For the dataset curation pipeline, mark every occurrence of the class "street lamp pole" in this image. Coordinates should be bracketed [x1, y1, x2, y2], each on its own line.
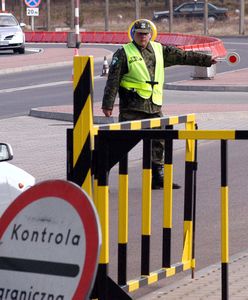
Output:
[105, 0, 109, 31]
[75, 0, 80, 54]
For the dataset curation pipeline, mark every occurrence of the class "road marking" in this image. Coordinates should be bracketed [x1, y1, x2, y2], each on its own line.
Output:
[26, 48, 43, 53]
[225, 42, 248, 46]
[0, 81, 71, 93]
[0, 76, 105, 93]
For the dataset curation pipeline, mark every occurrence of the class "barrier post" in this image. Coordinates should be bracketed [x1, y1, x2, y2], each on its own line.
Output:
[162, 126, 174, 268]
[94, 134, 110, 299]
[66, 128, 73, 181]
[221, 140, 229, 300]
[191, 124, 198, 278]
[182, 119, 196, 270]
[72, 55, 94, 197]
[118, 154, 129, 285]
[141, 139, 152, 276]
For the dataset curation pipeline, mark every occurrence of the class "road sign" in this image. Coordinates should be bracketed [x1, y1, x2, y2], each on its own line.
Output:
[217, 52, 240, 66]
[0, 180, 101, 300]
[24, 0, 41, 8]
[26, 7, 39, 16]
[226, 52, 240, 65]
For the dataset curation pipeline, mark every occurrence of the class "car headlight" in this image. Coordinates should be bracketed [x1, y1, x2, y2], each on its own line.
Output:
[15, 31, 23, 38]
[13, 31, 24, 43]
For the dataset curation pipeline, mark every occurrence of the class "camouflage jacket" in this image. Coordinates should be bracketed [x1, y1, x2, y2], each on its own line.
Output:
[102, 41, 213, 114]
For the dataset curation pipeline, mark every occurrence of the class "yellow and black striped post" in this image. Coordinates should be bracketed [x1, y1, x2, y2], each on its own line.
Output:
[191, 124, 198, 278]
[94, 135, 110, 299]
[141, 138, 152, 276]
[162, 126, 173, 268]
[118, 154, 129, 285]
[221, 140, 229, 300]
[181, 120, 196, 271]
[72, 55, 94, 197]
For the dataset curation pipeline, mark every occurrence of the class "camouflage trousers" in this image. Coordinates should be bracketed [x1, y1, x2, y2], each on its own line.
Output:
[119, 111, 164, 165]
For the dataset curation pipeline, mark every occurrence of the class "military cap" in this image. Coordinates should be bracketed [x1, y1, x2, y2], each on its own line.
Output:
[133, 19, 152, 33]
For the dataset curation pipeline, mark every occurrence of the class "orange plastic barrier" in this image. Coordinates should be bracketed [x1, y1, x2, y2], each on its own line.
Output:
[24, 31, 227, 58]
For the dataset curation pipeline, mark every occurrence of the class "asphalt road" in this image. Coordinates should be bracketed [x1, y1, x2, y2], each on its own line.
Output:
[1, 38, 248, 298]
[0, 37, 248, 119]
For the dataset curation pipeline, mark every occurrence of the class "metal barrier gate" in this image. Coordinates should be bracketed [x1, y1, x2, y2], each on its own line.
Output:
[67, 56, 198, 299]
[89, 125, 197, 300]
[67, 56, 248, 300]
[92, 128, 248, 300]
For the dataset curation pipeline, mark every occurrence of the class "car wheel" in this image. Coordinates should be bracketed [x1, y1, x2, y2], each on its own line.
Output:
[14, 47, 25, 54]
[208, 16, 216, 23]
[161, 17, 169, 23]
[18, 46, 25, 54]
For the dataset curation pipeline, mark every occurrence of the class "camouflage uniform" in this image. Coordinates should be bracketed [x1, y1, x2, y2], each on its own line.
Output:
[102, 41, 213, 165]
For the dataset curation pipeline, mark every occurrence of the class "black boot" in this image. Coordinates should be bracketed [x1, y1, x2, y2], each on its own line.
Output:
[152, 163, 164, 190]
[152, 163, 181, 190]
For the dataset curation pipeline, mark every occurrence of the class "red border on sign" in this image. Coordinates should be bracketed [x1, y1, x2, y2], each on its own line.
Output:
[0, 180, 101, 300]
[24, 0, 41, 8]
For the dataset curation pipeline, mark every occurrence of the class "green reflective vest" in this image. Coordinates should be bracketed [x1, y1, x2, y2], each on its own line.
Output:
[120, 41, 164, 105]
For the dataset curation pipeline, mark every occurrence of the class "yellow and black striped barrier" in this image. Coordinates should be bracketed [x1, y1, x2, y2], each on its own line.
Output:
[93, 124, 196, 300]
[93, 128, 248, 300]
[67, 56, 197, 300]
[68, 56, 244, 300]
[67, 55, 94, 197]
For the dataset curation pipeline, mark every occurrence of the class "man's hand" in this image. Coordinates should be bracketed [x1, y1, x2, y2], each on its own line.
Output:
[102, 108, 113, 117]
[211, 58, 218, 65]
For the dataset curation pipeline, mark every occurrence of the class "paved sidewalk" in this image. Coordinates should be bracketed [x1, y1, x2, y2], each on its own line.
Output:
[2, 44, 248, 299]
[138, 250, 248, 299]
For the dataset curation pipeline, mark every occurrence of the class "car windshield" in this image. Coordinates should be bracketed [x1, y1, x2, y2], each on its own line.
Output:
[0, 16, 18, 27]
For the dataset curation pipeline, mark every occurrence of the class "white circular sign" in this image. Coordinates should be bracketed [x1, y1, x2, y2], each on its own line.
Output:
[0, 180, 101, 300]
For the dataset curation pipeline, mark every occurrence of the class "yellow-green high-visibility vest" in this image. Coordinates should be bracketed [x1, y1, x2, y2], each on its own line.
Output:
[120, 41, 164, 105]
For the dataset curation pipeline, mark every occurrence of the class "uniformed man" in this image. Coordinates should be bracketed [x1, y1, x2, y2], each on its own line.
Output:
[102, 19, 217, 190]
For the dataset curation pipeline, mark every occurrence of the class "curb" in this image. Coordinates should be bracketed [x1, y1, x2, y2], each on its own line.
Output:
[165, 83, 248, 92]
[29, 108, 248, 125]
[29, 108, 118, 124]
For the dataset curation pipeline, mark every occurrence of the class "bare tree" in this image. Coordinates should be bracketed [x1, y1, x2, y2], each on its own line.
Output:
[239, 0, 245, 35]
[204, 0, 208, 35]
[135, 0, 140, 19]
[46, 0, 51, 31]
[20, 0, 24, 23]
[71, 0, 75, 29]
[105, 0, 109, 31]
[169, 0, 173, 33]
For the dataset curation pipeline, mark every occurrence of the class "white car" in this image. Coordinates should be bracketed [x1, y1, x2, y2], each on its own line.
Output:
[0, 12, 25, 54]
[0, 143, 35, 216]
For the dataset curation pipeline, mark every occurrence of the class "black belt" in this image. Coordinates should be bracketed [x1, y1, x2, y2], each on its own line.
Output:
[146, 81, 159, 88]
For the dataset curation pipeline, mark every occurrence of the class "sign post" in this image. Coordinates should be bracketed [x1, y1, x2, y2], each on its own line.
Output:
[0, 180, 101, 299]
[1, 0, 5, 12]
[24, 0, 42, 31]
